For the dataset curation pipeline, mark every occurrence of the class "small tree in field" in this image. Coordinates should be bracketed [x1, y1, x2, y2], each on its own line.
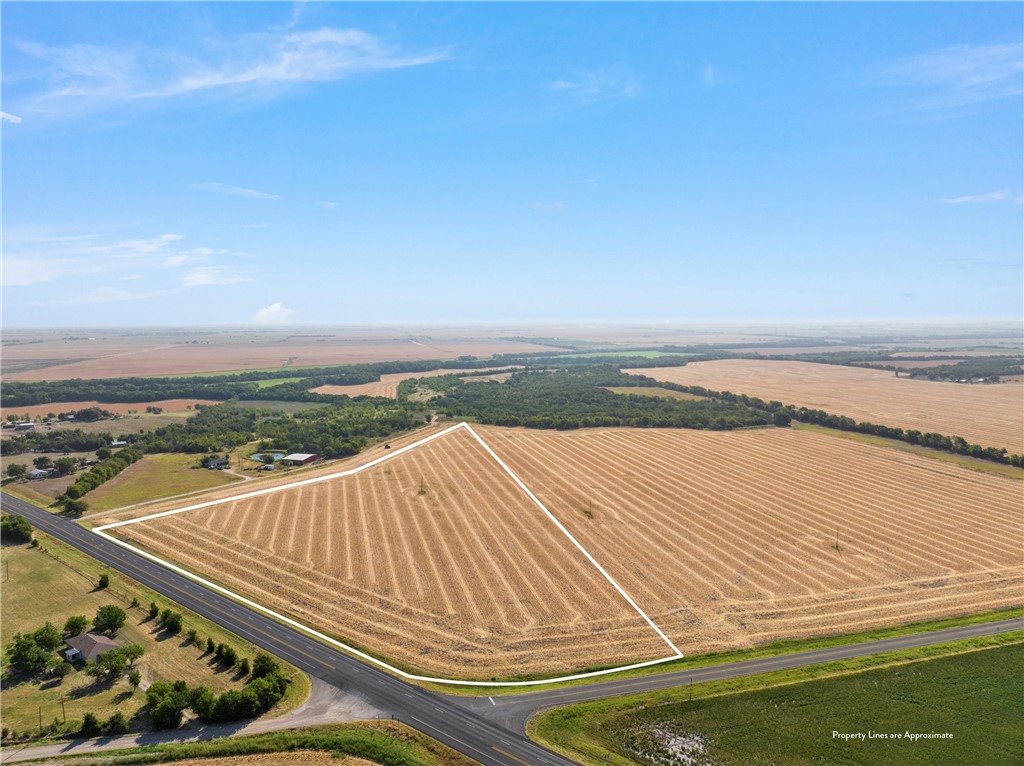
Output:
[93, 605, 127, 636]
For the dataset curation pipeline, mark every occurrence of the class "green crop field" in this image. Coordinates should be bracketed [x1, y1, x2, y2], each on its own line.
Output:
[533, 642, 1023, 766]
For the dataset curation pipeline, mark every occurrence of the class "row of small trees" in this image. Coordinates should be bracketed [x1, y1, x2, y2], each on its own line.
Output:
[146, 653, 286, 729]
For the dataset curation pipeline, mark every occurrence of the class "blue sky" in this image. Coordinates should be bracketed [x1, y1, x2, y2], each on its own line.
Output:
[3, 2, 1021, 327]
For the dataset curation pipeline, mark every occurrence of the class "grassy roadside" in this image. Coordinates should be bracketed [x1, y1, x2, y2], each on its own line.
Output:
[0, 529, 309, 742]
[792, 422, 1024, 479]
[23, 722, 476, 766]
[529, 633, 1024, 766]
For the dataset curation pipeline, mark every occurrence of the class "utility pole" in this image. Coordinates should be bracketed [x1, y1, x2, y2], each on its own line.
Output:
[38, 705, 42, 736]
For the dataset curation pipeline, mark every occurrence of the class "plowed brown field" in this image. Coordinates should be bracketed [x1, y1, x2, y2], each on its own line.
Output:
[479, 426, 1023, 654]
[630, 360, 1024, 452]
[112, 425, 670, 679]
[310, 367, 520, 398]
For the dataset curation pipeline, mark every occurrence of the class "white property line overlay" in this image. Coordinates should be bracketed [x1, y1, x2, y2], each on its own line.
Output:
[93, 422, 683, 687]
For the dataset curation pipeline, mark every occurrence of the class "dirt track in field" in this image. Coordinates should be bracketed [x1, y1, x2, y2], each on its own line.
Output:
[310, 367, 520, 399]
[478, 426, 1023, 654]
[630, 360, 1024, 452]
[113, 425, 670, 679]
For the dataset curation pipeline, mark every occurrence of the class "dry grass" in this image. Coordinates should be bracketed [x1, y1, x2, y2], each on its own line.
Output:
[109, 426, 670, 679]
[147, 754, 373, 766]
[631, 360, 1024, 452]
[480, 425, 1023, 655]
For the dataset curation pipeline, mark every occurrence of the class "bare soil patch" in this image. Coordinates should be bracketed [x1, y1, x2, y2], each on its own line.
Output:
[631, 360, 1024, 452]
[478, 425, 1023, 655]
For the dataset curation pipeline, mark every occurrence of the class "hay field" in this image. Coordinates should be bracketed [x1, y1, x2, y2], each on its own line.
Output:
[110, 426, 670, 679]
[630, 360, 1024, 452]
[0, 399, 217, 420]
[310, 366, 520, 399]
[479, 426, 1023, 654]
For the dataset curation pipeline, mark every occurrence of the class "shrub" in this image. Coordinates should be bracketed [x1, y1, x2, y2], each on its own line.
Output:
[0, 514, 33, 544]
[161, 611, 183, 633]
[97, 573, 109, 589]
[220, 645, 237, 668]
[186, 628, 198, 646]
[250, 653, 279, 680]
[206, 637, 215, 654]
[79, 712, 101, 738]
[237, 657, 250, 676]
[103, 711, 129, 735]
[93, 605, 127, 635]
[63, 614, 88, 636]
[148, 602, 159, 620]
[52, 660, 73, 680]
[32, 622, 63, 651]
[128, 669, 141, 689]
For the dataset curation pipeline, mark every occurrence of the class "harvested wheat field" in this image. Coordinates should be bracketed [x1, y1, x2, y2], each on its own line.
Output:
[311, 367, 520, 399]
[0, 399, 217, 420]
[478, 425, 1023, 655]
[109, 425, 670, 679]
[630, 360, 1024, 452]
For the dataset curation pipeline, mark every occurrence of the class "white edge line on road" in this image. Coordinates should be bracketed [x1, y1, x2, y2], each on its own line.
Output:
[463, 423, 683, 658]
[92, 422, 682, 687]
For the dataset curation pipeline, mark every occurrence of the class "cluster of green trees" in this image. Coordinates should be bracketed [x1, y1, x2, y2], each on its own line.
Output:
[1, 513, 33, 544]
[904, 356, 1023, 382]
[1, 429, 112, 457]
[146, 653, 286, 729]
[62, 447, 143, 501]
[649, 380, 1023, 466]
[425, 367, 773, 431]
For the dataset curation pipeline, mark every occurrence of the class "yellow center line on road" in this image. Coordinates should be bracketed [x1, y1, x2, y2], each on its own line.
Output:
[493, 746, 533, 766]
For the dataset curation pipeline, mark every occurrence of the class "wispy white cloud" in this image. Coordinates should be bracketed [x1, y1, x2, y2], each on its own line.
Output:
[318, 200, 338, 210]
[253, 301, 293, 324]
[876, 42, 1023, 109]
[3, 258, 68, 286]
[532, 201, 568, 214]
[1, 111, 23, 124]
[197, 182, 281, 200]
[550, 71, 639, 105]
[86, 232, 183, 256]
[701, 62, 718, 87]
[941, 190, 1011, 204]
[181, 266, 251, 286]
[14, 26, 448, 117]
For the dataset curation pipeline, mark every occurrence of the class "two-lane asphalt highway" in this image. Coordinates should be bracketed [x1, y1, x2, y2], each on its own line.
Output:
[0, 493, 577, 766]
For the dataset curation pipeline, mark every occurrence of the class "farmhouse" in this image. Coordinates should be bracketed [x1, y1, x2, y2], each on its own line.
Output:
[206, 457, 229, 470]
[64, 632, 119, 663]
[110, 439, 128, 447]
[15, 422, 34, 431]
[27, 468, 52, 480]
[281, 453, 317, 466]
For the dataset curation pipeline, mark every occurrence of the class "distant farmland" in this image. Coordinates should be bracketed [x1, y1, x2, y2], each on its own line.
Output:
[103, 423, 1021, 678]
[630, 360, 1024, 452]
[310, 366, 520, 399]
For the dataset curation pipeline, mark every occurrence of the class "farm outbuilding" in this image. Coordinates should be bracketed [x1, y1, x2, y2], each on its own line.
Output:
[281, 453, 317, 466]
